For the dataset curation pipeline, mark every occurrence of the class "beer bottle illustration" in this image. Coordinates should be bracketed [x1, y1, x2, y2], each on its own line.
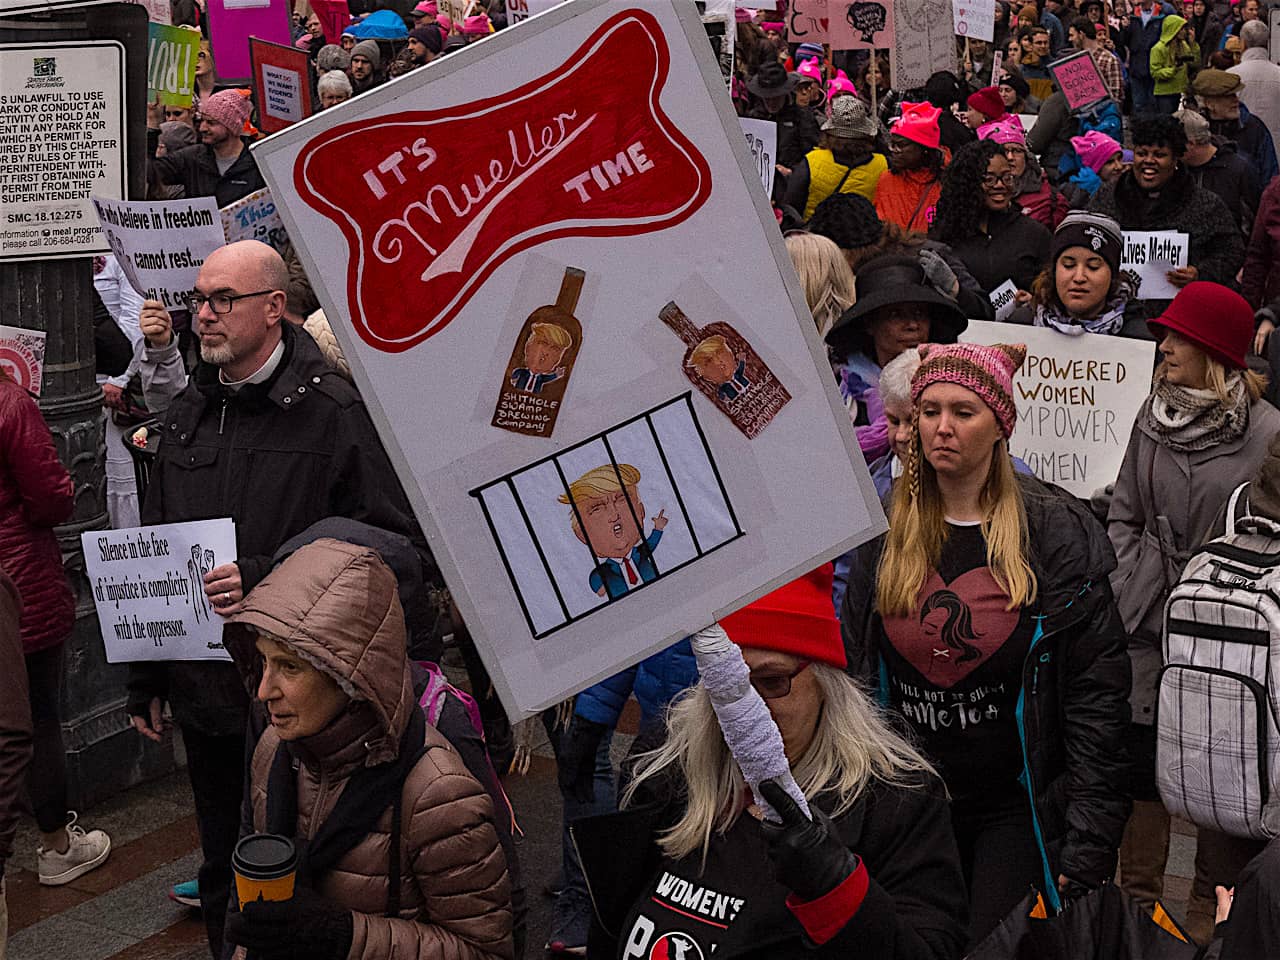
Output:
[492, 267, 586, 438]
[660, 301, 791, 439]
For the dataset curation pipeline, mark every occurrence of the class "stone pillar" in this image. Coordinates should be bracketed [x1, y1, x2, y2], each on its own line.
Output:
[0, 4, 182, 808]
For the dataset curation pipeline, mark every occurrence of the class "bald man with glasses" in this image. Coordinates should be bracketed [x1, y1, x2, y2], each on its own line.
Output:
[126, 240, 431, 958]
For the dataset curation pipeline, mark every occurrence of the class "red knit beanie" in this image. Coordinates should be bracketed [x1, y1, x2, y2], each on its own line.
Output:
[721, 565, 845, 669]
[966, 85, 1006, 121]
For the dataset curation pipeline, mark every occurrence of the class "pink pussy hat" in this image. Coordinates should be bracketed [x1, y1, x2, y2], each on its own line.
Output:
[892, 101, 942, 150]
[461, 13, 490, 34]
[1070, 130, 1122, 174]
[911, 342, 1027, 440]
[827, 69, 855, 97]
[978, 117, 1026, 147]
[797, 58, 823, 82]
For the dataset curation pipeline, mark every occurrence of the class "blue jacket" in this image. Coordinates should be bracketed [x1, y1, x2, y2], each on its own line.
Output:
[574, 637, 699, 733]
[1121, 2, 1176, 78]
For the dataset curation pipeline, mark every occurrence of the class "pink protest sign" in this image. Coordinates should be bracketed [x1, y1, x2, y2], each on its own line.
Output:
[207, 0, 291, 81]
[788, 0, 830, 43]
[1049, 50, 1110, 112]
[828, 0, 894, 50]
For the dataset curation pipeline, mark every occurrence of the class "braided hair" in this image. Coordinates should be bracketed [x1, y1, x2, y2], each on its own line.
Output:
[929, 139, 1005, 246]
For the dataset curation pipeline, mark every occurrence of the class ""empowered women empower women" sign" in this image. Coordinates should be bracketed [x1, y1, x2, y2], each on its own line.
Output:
[963, 320, 1156, 497]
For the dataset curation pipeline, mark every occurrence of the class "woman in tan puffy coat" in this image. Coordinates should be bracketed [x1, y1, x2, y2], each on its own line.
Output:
[223, 538, 512, 960]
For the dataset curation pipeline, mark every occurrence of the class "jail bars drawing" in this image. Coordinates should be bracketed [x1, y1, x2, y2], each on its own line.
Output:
[471, 394, 744, 639]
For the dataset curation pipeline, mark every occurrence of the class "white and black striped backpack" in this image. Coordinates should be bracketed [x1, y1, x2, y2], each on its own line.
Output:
[1156, 483, 1280, 840]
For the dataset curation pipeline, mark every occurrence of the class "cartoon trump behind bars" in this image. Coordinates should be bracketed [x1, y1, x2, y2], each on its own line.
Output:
[559, 463, 668, 600]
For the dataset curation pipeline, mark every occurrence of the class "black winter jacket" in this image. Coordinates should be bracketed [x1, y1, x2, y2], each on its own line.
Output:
[938, 207, 1051, 295]
[1186, 139, 1262, 238]
[1089, 165, 1244, 312]
[146, 129, 266, 208]
[841, 475, 1132, 892]
[575, 770, 967, 960]
[125, 323, 429, 735]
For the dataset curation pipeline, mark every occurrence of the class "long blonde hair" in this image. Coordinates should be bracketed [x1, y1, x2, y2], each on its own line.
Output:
[786, 232, 856, 336]
[622, 664, 936, 861]
[876, 421, 1037, 617]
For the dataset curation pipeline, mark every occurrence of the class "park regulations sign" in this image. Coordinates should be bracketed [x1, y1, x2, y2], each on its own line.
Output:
[0, 41, 126, 262]
[253, 0, 885, 719]
[962, 320, 1156, 497]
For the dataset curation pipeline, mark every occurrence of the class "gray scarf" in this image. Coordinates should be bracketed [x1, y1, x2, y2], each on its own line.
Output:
[1143, 376, 1250, 452]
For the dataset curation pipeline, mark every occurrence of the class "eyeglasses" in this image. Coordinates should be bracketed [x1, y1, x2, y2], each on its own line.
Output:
[982, 172, 1017, 188]
[184, 289, 275, 314]
[749, 661, 810, 700]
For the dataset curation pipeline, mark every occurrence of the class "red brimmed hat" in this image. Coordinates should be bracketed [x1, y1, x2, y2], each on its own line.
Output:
[1149, 281, 1253, 370]
[721, 565, 845, 669]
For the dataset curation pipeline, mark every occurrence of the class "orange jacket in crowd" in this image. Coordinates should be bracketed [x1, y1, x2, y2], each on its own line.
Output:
[874, 148, 950, 233]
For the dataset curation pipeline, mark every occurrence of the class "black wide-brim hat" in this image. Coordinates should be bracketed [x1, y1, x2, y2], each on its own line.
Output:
[824, 254, 969, 356]
[748, 62, 801, 97]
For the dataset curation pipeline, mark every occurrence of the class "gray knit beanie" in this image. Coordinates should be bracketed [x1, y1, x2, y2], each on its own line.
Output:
[350, 39, 381, 70]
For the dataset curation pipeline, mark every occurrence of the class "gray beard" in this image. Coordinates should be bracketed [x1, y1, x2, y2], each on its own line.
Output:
[200, 342, 236, 367]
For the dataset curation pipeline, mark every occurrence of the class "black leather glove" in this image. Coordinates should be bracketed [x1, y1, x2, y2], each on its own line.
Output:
[758, 779, 857, 902]
[556, 717, 608, 804]
[225, 884, 353, 960]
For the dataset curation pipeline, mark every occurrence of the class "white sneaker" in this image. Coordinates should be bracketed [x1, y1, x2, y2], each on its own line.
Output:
[37, 812, 112, 886]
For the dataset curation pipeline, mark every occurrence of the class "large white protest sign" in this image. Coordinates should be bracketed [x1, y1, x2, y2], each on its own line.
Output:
[253, 0, 885, 718]
[91, 196, 225, 312]
[221, 188, 289, 254]
[0, 324, 47, 396]
[739, 117, 777, 197]
[83, 519, 237, 663]
[962, 320, 1155, 497]
[891, 0, 956, 88]
[1122, 230, 1188, 302]
[0, 42, 127, 262]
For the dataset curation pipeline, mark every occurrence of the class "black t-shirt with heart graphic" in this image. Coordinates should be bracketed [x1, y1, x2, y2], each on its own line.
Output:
[877, 521, 1034, 800]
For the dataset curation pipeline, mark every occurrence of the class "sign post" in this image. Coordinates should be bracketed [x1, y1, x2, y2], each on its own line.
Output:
[252, 0, 886, 718]
[0, 41, 127, 262]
